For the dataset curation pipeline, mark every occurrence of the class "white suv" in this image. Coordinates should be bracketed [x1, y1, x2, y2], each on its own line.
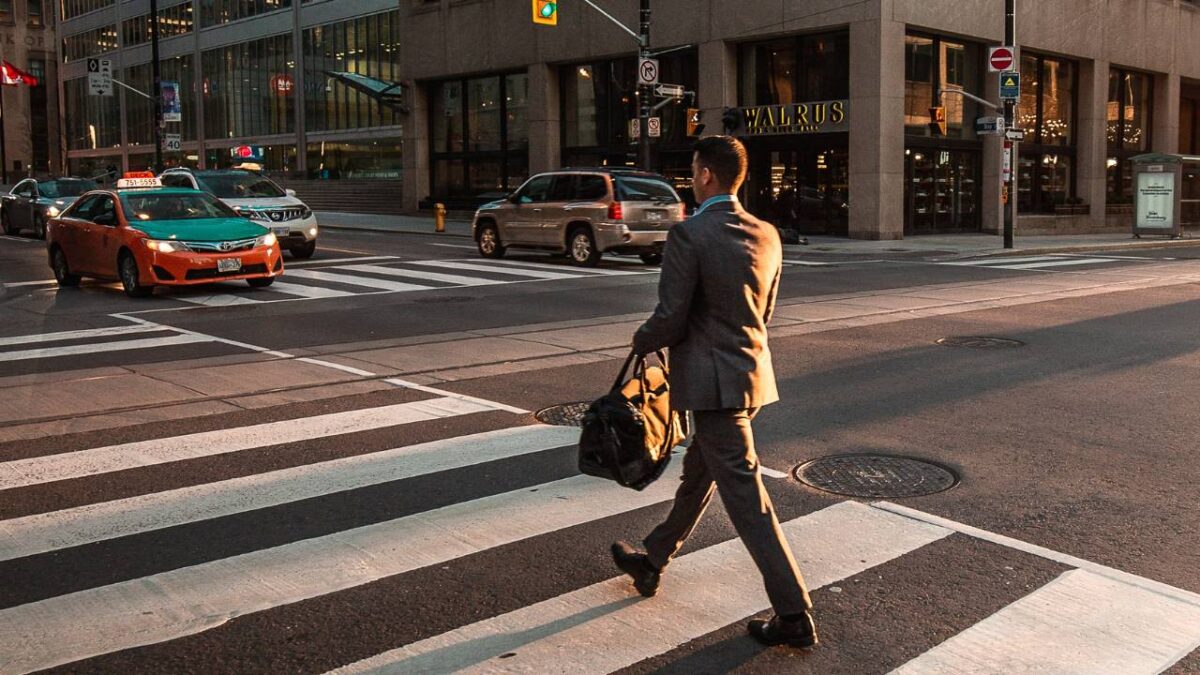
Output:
[160, 169, 320, 258]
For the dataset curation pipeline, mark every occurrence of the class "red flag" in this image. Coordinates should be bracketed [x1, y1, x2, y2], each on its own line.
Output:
[1, 61, 38, 87]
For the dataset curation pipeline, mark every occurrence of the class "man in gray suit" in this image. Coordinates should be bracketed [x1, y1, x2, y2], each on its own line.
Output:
[612, 136, 817, 649]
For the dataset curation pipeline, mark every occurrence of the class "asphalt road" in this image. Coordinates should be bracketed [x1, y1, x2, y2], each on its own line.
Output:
[1, 227, 1198, 674]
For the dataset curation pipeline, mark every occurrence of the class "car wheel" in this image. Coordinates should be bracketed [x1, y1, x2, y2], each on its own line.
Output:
[51, 247, 81, 287]
[477, 223, 506, 259]
[32, 214, 47, 241]
[289, 240, 316, 259]
[568, 227, 601, 267]
[1, 210, 17, 236]
[247, 277, 275, 288]
[119, 252, 152, 298]
[639, 253, 663, 266]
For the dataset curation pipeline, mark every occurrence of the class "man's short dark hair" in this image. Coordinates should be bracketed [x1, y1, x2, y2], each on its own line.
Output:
[693, 136, 748, 191]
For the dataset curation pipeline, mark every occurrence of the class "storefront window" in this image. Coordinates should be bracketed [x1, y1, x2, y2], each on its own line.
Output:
[62, 24, 118, 63]
[1107, 69, 1154, 202]
[306, 138, 401, 179]
[904, 34, 982, 139]
[201, 33, 295, 140]
[739, 32, 848, 105]
[468, 77, 502, 151]
[200, 0, 291, 27]
[123, 3, 194, 47]
[61, 0, 114, 21]
[125, 56, 197, 146]
[1018, 53, 1077, 212]
[429, 73, 529, 201]
[64, 78, 121, 151]
[205, 145, 297, 174]
[302, 10, 402, 133]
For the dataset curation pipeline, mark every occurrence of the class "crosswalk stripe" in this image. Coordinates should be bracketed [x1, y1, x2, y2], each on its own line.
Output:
[0, 397, 497, 492]
[0, 425, 579, 562]
[174, 293, 264, 307]
[287, 256, 400, 267]
[0, 323, 164, 347]
[341, 263, 508, 287]
[481, 259, 643, 276]
[940, 255, 1070, 266]
[284, 268, 437, 292]
[890, 569, 1200, 674]
[406, 260, 595, 280]
[1002, 257, 1118, 270]
[0, 465, 687, 674]
[0, 333, 211, 363]
[269, 281, 358, 299]
[328, 501, 951, 675]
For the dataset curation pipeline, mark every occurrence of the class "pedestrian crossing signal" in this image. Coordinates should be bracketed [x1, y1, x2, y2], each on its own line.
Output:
[686, 108, 704, 137]
[929, 106, 947, 136]
[533, 0, 557, 25]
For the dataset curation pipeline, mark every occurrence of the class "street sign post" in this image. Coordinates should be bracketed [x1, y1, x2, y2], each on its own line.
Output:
[654, 83, 684, 98]
[638, 57, 659, 86]
[647, 117, 661, 138]
[988, 46, 1016, 73]
[87, 58, 113, 97]
[999, 71, 1020, 101]
[629, 119, 640, 140]
[163, 134, 182, 152]
[975, 116, 1006, 135]
[1005, 128, 1026, 142]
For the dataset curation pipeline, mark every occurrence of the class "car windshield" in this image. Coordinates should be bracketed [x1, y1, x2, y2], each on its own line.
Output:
[196, 173, 285, 199]
[615, 176, 680, 203]
[121, 192, 241, 221]
[39, 179, 97, 199]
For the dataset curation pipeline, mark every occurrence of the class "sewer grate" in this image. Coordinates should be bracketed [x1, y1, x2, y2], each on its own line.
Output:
[534, 401, 592, 427]
[937, 336, 1025, 349]
[793, 454, 959, 499]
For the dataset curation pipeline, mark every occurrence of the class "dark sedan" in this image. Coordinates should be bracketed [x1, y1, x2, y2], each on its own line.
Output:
[2, 177, 98, 239]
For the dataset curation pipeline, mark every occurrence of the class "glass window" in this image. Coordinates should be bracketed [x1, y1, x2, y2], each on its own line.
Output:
[123, 2, 194, 47]
[904, 34, 981, 139]
[468, 77, 502, 152]
[739, 32, 849, 106]
[64, 78, 121, 150]
[201, 34, 295, 139]
[563, 65, 601, 148]
[430, 72, 531, 199]
[28, 0, 44, 26]
[193, 172, 285, 198]
[62, 25, 119, 63]
[306, 137, 402, 179]
[125, 55, 197, 145]
[39, 179, 97, 198]
[69, 194, 104, 220]
[0, 0, 12, 21]
[468, 159, 504, 194]
[904, 35, 935, 131]
[615, 176, 681, 202]
[505, 73, 530, 151]
[199, 0, 291, 27]
[61, 0, 115, 20]
[548, 175, 576, 201]
[161, 174, 194, 189]
[515, 175, 553, 203]
[1016, 53, 1078, 213]
[577, 175, 608, 200]
[121, 192, 238, 220]
[92, 196, 116, 223]
[1106, 68, 1155, 202]
[432, 81, 464, 153]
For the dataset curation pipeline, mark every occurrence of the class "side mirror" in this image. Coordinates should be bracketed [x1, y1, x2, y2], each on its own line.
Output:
[285, 188, 297, 197]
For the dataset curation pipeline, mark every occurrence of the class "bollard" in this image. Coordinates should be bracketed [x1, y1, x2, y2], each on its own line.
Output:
[435, 203, 446, 233]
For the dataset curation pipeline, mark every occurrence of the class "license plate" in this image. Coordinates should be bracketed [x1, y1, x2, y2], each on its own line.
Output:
[645, 211, 663, 221]
[217, 258, 242, 273]
[273, 227, 290, 236]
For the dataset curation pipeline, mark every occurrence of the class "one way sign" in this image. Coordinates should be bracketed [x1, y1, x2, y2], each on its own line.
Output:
[87, 58, 113, 97]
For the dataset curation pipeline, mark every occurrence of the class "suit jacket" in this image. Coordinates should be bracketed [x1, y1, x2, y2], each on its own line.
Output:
[633, 199, 782, 411]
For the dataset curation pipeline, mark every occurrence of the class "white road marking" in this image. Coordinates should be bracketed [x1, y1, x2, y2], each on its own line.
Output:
[1057, 253, 1165, 260]
[0, 465, 687, 674]
[328, 501, 950, 675]
[0, 333, 210, 363]
[341, 263, 507, 287]
[0, 235, 37, 243]
[383, 378, 529, 415]
[0, 323, 165, 347]
[284, 268, 436, 292]
[406, 260, 595, 280]
[0, 397, 496, 491]
[173, 293, 264, 307]
[481, 258, 643, 276]
[941, 255, 1073, 267]
[759, 465, 789, 479]
[268, 281, 357, 299]
[286, 255, 400, 267]
[890, 570, 1200, 675]
[1003, 257, 1119, 270]
[783, 260, 837, 266]
[429, 243, 479, 250]
[3, 279, 57, 287]
[0, 425, 579, 562]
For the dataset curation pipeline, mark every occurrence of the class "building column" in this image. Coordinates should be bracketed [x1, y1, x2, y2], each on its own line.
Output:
[1076, 59, 1109, 230]
[1153, 72, 1181, 154]
[848, 16, 905, 240]
[401, 83, 431, 212]
[697, 39, 736, 138]
[527, 63, 560, 175]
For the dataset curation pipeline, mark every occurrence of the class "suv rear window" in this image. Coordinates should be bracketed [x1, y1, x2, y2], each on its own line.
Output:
[615, 176, 680, 203]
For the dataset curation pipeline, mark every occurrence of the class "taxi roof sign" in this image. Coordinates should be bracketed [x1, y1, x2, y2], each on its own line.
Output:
[117, 173, 163, 189]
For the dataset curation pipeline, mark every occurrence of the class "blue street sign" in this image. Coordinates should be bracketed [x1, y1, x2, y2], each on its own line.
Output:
[1000, 71, 1020, 101]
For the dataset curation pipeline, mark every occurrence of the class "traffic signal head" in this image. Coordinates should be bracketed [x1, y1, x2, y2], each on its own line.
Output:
[929, 106, 947, 136]
[687, 108, 705, 137]
[532, 0, 557, 25]
[721, 107, 741, 134]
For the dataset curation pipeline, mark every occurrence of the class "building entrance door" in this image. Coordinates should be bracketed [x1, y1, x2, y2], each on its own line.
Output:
[905, 148, 981, 234]
[744, 136, 849, 236]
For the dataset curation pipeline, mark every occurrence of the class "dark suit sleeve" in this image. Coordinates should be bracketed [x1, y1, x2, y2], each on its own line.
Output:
[633, 224, 698, 354]
[763, 263, 781, 325]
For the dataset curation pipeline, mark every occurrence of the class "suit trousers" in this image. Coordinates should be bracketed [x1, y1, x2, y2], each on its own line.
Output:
[642, 408, 812, 617]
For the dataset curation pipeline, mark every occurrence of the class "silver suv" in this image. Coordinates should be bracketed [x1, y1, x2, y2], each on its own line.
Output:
[472, 168, 686, 267]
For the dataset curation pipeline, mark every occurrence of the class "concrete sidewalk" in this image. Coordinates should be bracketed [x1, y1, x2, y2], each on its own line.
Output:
[315, 210, 1200, 257]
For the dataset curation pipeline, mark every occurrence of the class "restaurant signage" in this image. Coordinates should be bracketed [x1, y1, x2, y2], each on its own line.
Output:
[737, 100, 848, 136]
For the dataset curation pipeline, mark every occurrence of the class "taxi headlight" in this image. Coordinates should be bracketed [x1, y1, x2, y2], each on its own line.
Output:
[256, 233, 277, 248]
[145, 239, 190, 253]
[47, 206, 61, 218]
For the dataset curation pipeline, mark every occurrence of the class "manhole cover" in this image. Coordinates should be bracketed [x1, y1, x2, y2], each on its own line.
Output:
[793, 454, 958, 498]
[937, 336, 1025, 349]
[534, 401, 591, 427]
[413, 296, 475, 304]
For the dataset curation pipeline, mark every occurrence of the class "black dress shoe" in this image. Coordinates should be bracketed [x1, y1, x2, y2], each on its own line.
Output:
[611, 541, 661, 597]
[748, 611, 818, 649]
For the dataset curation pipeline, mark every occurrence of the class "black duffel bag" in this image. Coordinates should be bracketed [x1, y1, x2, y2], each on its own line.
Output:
[578, 350, 689, 490]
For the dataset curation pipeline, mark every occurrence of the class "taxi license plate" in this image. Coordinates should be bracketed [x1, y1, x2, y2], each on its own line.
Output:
[273, 227, 290, 237]
[217, 258, 242, 273]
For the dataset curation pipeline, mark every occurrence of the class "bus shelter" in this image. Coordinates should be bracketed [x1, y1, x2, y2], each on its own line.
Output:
[1130, 153, 1200, 238]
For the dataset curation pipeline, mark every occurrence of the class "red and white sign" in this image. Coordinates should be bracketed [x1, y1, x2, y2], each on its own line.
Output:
[1002, 140, 1013, 182]
[989, 47, 1016, 73]
[270, 74, 294, 95]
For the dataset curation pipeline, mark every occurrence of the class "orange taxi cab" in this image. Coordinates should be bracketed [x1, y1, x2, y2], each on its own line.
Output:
[46, 173, 284, 297]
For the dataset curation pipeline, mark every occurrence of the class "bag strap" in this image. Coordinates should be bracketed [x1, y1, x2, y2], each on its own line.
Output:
[610, 350, 638, 391]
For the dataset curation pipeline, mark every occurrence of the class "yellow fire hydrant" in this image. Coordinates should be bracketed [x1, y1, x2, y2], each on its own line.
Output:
[435, 203, 446, 233]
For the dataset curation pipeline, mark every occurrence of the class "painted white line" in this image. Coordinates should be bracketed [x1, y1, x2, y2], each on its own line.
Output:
[3, 279, 57, 287]
[0, 333, 211, 363]
[0, 465, 687, 674]
[941, 255, 1070, 267]
[1003, 257, 1118, 270]
[285, 268, 436, 293]
[295, 357, 379, 377]
[0, 425, 579, 562]
[406, 260, 591, 280]
[890, 569, 1200, 675]
[286, 255, 400, 267]
[341, 263, 507, 287]
[1057, 253, 1164, 260]
[429, 243, 479, 250]
[871, 502, 1200, 608]
[0, 324, 165, 348]
[759, 465, 789, 479]
[0, 397, 496, 492]
[481, 258, 643, 276]
[0, 235, 37, 243]
[383, 378, 529, 415]
[268, 281, 357, 299]
[173, 293, 264, 307]
[329, 501, 950, 675]
[783, 260, 836, 266]
[111, 314, 293, 359]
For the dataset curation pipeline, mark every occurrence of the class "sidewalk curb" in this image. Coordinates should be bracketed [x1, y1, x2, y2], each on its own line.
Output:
[319, 223, 473, 240]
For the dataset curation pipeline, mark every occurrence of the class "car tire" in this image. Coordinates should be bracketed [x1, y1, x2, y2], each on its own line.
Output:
[32, 214, 47, 241]
[51, 247, 81, 287]
[118, 252, 152, 298]
[639, 253, 663, 266]
[247, 277, 275, 288]
[1, 210, 17, 236]
[289, 240, 316, 259]
[476, 222, 506, 259]
[568, 227, 601, 267]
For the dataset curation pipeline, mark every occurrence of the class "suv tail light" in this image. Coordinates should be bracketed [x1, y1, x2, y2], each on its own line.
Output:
[607, 201, 624, 221]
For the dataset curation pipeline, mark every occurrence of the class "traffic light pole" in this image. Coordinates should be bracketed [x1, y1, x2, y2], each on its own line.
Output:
[150, 0, 164, 173]
[1003, 0, 1015, 249]
[638, 0, 651, 171]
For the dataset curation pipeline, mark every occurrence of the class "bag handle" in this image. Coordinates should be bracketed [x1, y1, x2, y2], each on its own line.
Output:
[613, 349, 670, 392]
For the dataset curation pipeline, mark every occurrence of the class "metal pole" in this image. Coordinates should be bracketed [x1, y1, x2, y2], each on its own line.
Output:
[0, 86, 8, 184]
[638, 0, 650, 171]
[150, 0, 163, 173]
[1003, 0, 1016, 248]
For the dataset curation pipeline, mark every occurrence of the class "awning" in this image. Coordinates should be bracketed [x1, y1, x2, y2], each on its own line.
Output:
[325, 71, 408, 112]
